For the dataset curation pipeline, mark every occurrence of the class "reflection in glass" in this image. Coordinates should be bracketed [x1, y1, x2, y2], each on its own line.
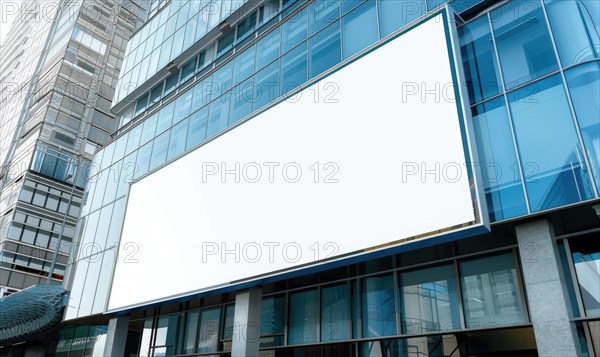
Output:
[571, 238, 600, 317]
[321, 283, 349, 341]
[187, 107, 209, 149]
[508, 74, 595, 211]
[362, 274, 397, 338]
[207, 94, 231, 137]
[401, 264, 461, 334]
[379, 0, 425, 38]
[472, 97, 528, 221]
[459, 16, 502, 104]
[281, 8, 307, 53]
[197, 307, 221, 353]
[491, 0, 558, 89]
[545, 0, 600, 67]
[288, 289, 318, 344]
[565, 62, 600, 192]
[460, 253, 526, 327]
[309, 21, 341, 79]
[342, 0, 378, 59]
[253, 61, 279, 110]
[280, 43, 307, 95]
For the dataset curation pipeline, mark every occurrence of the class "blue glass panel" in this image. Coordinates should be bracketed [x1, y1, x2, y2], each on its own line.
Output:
[229, 79, 253, 125]
[183, 311, 199, 354]
[572, 246, 600, 317]
[379, 0, 425, 38]
[174, 90, 193, 121]
[401, 264, 461, 334]
[197, 307, 221, 353]
[460, 253, 526, 328]
[187, 107, 209, 149]
[342, 0, 378, 59]
[206, 94, 231, 137]
[116, 151, 137, 199]
[212, 62, 234, 98]
[156, 101, 175, 134]
[566, 62, 600, 192]
[233, 45, 256, 84]
[149, 130, 170, 170]
[362, 274, 397, 337]
[125, 125, 142, 155]
[280, 43, 308, 95]
[140, 113, 158, 145]
[458, 16, 502, 104]
[288, 289, 318, 344]
[491, 0, 558, 89]
[261, 295, 285, 336]
[309, 0, 340, 35]
[112, 134, 127, 164]
[256, 27, 280, 70]
[309, 21, 341, 79]
[508, 74, 595, 211]
[134, 141, 153, 180]
[321, 283, 349, 341]
[342, 0, 362, 14]
[545, 0, 600, 67]
[281, 8, 307, 53]
[192, 75, 213, 111]
[167, 118, 189, 160]
[253, 60, 280, 110]
[427, 0, 446, 11]
[472, 97, 528, 221]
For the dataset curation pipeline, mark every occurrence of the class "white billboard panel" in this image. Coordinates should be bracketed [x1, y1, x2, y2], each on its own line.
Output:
[108, 13, 482, 311]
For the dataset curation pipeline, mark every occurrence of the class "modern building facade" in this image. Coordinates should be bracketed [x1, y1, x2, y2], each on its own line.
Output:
[5, 0, 600, 355]
[0, 0, 147, 350]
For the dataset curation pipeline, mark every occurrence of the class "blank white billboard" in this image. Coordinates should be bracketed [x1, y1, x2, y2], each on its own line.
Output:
[108, 13, 482, 311]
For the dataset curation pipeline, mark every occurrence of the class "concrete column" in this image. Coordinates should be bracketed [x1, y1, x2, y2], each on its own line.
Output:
[103, 315, 129, 357]
[516, 219, 581, 357]
[231, 287, 262, 357]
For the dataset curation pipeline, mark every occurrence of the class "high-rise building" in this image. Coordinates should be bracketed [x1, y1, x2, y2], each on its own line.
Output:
[5, 0, 600, 355]
[0, 0, 147, 349]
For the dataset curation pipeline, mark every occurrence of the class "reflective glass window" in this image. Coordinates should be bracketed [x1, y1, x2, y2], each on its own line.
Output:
[134, 141, 153, 180]
[280, 43, 307, 95]
[229, 79, 253, 125]
[197, 307, 221, 353]
[180, 58, 197, 84]
[458, 16, 502, 104]
[125, 125, 142, 155]
[149, 130, 170, 170]
[379, 0, 425, 38]
[401, 264, 461, 334]
[233, 45, 256, 84]
[183, 311, 199, 354]
[565, 62, 600, 191]
[155, 314, 178, 355]
[508, 74, 595, 211]
[167, 118, 189, 160]
[223, 304, 235, 340]
[570, 238, 600, 317]
[256, 27, 280, 70]
[309, 21, 341, 79]
[116, 152, 137, 198]
[192, 75, 213, 110]
[362, 274, 397, 337]
[91, 249, 115, 314]
[212, 62, 234, 98]
[149, 84, 163, 108]
[321, 283, 349, 341]
[164, 71, 179, 97]
[309, 0, 340, 35]
[253, 60, 279, 110]
[491, 0, 558, 89]
[217, 29, 235, 56]
[288, 289, 318, 344]
[157, 101, 175, 134]
[140, 113, 158, 145]
[545, 0, 600, 67]
[342, 0, 362, 14]
[472, 97, 528, 221]
[460, 253, 526, 328]
[261, 295, 285, 336]
[207, 94, 231, 137]
[342, 0, 378, 59]
[174, 90, 193, 121]
[187, 107, 209, 149]
[282, 9, 307, 53]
